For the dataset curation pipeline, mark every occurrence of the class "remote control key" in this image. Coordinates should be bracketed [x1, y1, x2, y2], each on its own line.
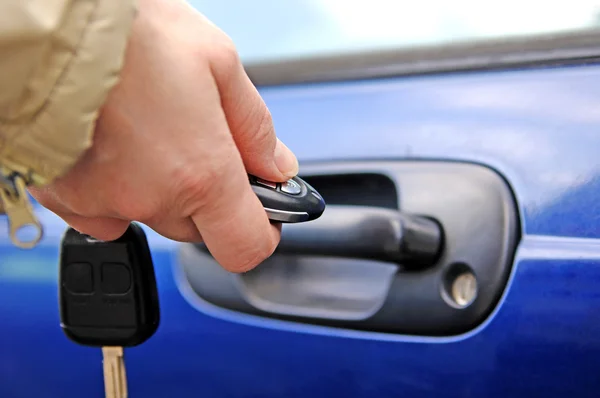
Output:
[59, 223, 160, 398]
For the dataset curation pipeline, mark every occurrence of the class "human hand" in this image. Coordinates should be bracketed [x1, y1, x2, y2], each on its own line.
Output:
[28, 0, 298, 272]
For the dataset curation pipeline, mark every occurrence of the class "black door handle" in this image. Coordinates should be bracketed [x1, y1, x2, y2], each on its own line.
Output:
[275, 205, 443, 267]
[179, 161, 519, 336]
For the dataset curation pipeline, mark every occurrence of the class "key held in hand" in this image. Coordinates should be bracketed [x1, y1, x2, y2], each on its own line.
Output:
[58, 223, 160, 347]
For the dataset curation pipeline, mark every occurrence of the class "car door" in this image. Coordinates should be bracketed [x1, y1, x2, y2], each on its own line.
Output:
[2, 1, 600, 397]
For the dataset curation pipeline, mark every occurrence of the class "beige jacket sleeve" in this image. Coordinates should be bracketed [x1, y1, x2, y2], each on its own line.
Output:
[0, 0, 136, 186]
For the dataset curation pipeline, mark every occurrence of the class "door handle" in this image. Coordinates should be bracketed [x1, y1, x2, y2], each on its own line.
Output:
[177, 161, 519, 336]
[275, 205, 443, 267]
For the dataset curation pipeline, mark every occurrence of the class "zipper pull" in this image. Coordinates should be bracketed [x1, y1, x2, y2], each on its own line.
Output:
[0, 172, 43, 249]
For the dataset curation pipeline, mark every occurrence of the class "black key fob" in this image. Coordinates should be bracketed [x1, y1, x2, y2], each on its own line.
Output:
[249, 175, 326, 223]
[58, 223, 160, 347]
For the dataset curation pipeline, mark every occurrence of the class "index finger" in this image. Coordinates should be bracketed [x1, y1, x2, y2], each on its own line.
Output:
[189, 106, 281, 273]
[210, 42, 299, 183]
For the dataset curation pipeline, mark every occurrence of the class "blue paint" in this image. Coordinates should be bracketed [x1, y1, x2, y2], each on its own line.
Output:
[2, 63, 600, 397]
[262, 64, 600, 238]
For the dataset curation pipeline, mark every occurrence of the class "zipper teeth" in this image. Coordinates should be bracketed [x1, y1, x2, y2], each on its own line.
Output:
[0, 172, 17, 208]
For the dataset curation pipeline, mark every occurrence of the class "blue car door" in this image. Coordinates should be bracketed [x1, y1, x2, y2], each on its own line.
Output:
[2, 1, 600, 397]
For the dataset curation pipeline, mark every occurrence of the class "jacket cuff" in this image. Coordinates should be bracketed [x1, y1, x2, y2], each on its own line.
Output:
[0, 0, 136, 186]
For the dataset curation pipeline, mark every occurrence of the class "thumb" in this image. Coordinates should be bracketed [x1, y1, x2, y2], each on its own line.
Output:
[212, 54, 298, 182]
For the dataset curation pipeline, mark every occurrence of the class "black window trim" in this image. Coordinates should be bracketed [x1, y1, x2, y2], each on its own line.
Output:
[245, 29, 600, 86]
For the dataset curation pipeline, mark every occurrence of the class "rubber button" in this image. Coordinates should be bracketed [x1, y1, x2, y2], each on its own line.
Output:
[281, 179, 302, 195]
[101, 263, 132, 295]
[64, 262, 93, 294]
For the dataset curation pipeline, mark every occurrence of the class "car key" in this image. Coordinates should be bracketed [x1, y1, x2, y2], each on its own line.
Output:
[249, 174, 326, 223]
[59, 223, 160, 398]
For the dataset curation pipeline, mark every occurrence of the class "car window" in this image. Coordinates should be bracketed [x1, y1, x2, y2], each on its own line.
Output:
[188, 0, 600, 63]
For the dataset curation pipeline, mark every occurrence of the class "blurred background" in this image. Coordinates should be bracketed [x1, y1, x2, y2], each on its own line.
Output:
[190, 0, 600, 63]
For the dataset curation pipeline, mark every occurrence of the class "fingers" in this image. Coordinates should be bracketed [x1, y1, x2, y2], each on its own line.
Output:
[146, 216, 203, 243]
[190, 175, 282, 273]
[29, 186, 124, 241]
[58, 214, 130, 241]
[211, 49, 298, 182]
[188, 113, 282, 272]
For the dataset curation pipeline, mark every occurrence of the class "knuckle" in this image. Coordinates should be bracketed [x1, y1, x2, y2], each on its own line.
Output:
[218, 36, 241, 64]
[252, 107, 275, 144]
[234, 105, 275, 155]
[209, 37, 241, 76]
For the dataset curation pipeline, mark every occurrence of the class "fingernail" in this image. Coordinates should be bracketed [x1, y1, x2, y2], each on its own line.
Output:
[274, 138, 299, 177]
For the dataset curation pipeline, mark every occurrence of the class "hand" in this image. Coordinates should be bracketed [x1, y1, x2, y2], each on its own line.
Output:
[28, 0, 299, 272]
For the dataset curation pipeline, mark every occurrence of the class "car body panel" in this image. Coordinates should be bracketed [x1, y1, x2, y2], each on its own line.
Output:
[1, 63, 600, 397]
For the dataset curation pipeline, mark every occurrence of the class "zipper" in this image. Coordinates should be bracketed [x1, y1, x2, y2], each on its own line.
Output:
[0, 167, 43, 249]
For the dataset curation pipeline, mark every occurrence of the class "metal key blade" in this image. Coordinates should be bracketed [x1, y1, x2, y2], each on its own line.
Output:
[102, 346, 128, 398]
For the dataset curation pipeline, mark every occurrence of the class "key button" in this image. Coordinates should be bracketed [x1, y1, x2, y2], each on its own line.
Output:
[101, 263, 132, 295]
[256, 178, 277, 189]
[281, 179, 302, 195]
[64, 262, 93, 294]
